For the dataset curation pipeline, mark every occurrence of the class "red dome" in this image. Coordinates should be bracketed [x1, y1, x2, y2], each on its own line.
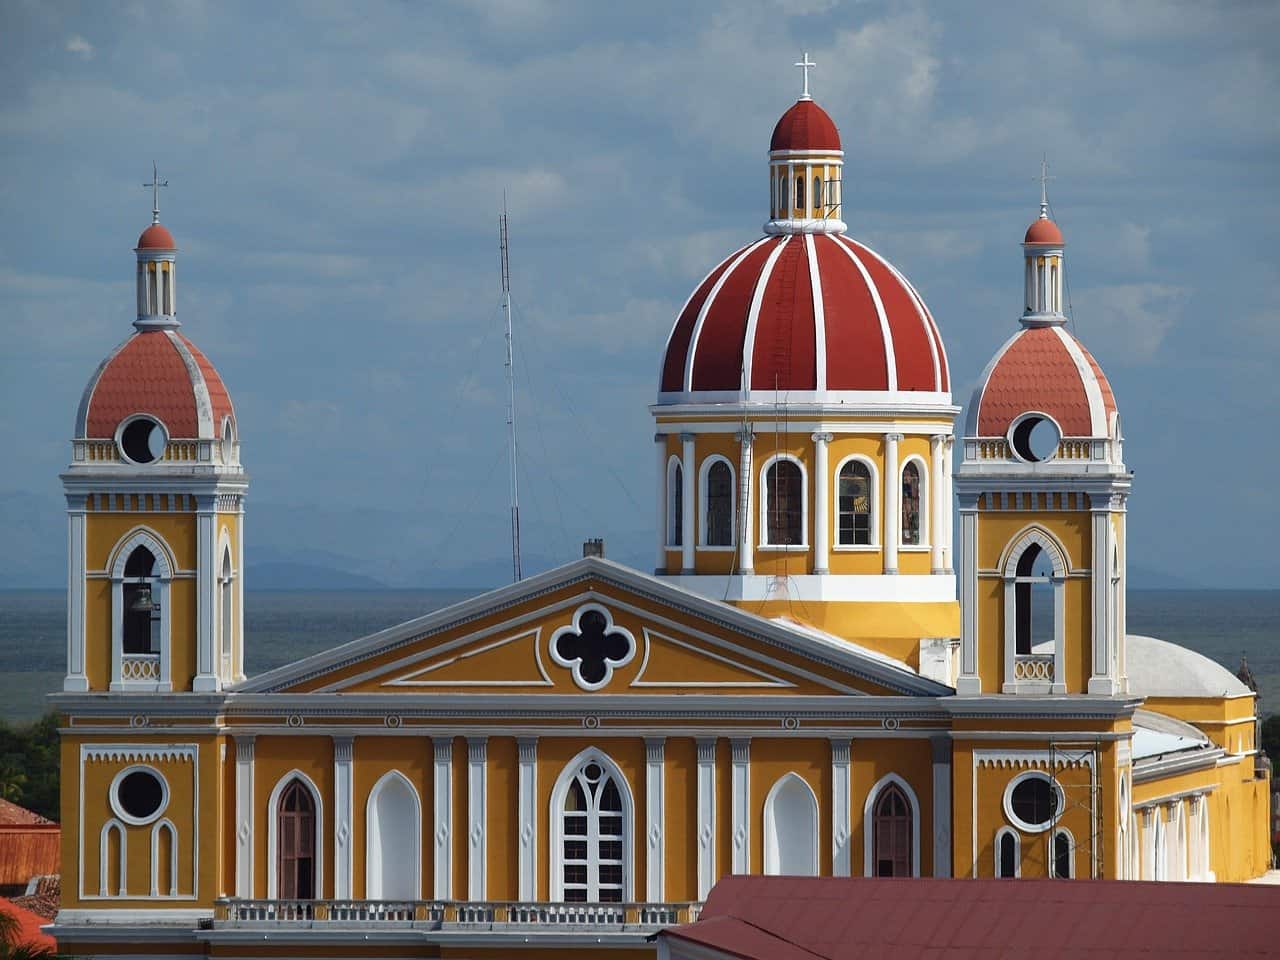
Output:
[1023, 217, 1063, 245]
[76, 330, 235, 440]
[970, 326, 1117, 439]
[770, 99, 841, 152]
[137, 223, 176, 249]
[659, 234, 949, 400]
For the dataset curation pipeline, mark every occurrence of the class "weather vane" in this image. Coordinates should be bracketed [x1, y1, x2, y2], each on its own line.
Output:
[143, 161, 168, 224]
[794, 52, 816, 100]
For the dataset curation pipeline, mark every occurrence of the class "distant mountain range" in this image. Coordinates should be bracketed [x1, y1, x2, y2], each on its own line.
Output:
[0, 488, 1236, 592]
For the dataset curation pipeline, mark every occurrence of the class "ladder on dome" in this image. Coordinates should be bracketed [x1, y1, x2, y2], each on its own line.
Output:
[1048, 741, 1103, 879]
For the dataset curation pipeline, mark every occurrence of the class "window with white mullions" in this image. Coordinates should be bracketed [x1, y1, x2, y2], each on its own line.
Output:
[561, 761, 625, 903]
[837, 460, 873, 546]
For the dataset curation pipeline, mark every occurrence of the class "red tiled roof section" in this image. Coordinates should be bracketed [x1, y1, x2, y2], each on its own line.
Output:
[137, 223, 176, 249]
[750, 237, 816, 391]
[0, 801, 53, 827]
[0, 897, 56, 952]
[977, 327, 1095, 437]
[662, 876, 1280, 960]
[770, 99, 841, 152]
[1024, 217, 1063, 245]
[179, 333, 236, 432]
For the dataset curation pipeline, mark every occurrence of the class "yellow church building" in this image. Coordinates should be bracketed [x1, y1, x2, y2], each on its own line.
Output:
[49, 74, 1271, 959]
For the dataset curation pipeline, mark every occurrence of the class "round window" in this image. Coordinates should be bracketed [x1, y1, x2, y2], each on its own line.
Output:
[1009, 413, 1060, 463]
[110, 766, 168, 825]
[1003, 772, 1061, 832]
[119, 417, 167, 464]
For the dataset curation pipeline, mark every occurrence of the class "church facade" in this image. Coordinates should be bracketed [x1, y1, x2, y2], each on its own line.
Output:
[50, 77, 1271, 959]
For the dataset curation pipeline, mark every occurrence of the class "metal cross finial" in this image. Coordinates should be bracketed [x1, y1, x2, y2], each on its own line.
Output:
[794, 52, 816, 100]
[1036, 155, 1055, 218]
[143, 161, 168, 224]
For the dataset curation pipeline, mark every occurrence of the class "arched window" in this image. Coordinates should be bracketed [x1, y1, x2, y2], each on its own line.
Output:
[123, 545, 158, 654]
[219, 545, 233, 671]
[901, 461, 923, 546]
[813, 176, 823, 212]
[703, 459, 734, 546]
[795, 176, 805, 212]
[277, 779, 317, 899]
[151, 819, 177, 896]
[367, 772, 421, 899]
[1015, 543, 1056, 655]
[666, 458, 683, 546]
[1051, 829, 1073, 879]
[764, 458, 804, 546]
[555, 755, 629, 902]
[996, 828, 1019, 878]
[837, 459, 873, 546]
[872, 783, 913, 877]
[779, 173, 787, 215]
[763, 774, 818, 875]
[100, 819, 126, 896]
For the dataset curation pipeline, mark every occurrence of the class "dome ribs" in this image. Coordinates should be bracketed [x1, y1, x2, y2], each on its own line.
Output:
[661, 246, 747, 393]
[750, 237, 816, 392]
[178, 333, 236, 431]
[840, 238, 937, 392]
[690, 240, 777, 392]
[976, 328, 1093, 437]
[815, 236, 890, 391]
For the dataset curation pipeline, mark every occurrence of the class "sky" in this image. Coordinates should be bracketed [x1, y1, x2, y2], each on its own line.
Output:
[1, 0, 1277, 588]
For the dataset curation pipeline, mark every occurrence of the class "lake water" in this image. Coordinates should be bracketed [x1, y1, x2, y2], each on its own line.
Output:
[1, 588, 1276, 722]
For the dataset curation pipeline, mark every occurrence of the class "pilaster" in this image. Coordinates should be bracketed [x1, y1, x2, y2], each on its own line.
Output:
[1088, 495, 1118, 695]
[64, 495, 88, 691]
[812, 432, 832, 574]
[467, 737, 488, 900]
[830, 738, 851, 876]
[234, 736, 255, 897]
[696, 738, 716, 897]
[680, 433, 696, 573]
[956, 494, 981, 694]
[931, 737, 952, 877]
[884, 433, 902, 574]
[737, 432, 754, 574]
[930, 435, 945, 573]
[193, 493, 218, 691]
[332, 737, 354, 898]
[645, 737, 666, 901]
[730, 738, 750, 874]
[654, 434, 667, 574]
[517, 737, 537, 900]
[432, 737, 453, 899]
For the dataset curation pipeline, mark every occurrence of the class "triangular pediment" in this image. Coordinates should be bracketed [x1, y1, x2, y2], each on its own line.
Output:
[236, 558, 948, 698]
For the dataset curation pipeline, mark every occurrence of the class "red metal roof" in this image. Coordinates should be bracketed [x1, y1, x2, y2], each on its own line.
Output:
[659, 234, 948, 398]
[79, 330, 235, 440]
[974, 326, 1116, 438]
[771, 99, 841, 152]
[136, 222, 176, 249]
[660, 876, 1280, 959]
[1024, 216, 1063, 245]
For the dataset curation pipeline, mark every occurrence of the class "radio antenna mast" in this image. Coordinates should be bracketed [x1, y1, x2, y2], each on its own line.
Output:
[500, 196, 523, 582]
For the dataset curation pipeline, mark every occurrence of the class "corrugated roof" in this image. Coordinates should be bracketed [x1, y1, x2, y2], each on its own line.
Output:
[659, 876, 1280, 959]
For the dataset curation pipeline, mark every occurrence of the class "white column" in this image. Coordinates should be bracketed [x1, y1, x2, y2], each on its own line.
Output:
[1088, 496, 1118, 694]
[235, 498, 246, 682]
[943, 438, 954, 572]
[812, 432, 832, 574]
[467, 737, 487, 900]
[931, 737, 952, 877]
[1052, 574, 1067, 693]
[1002, 576, 1017, 693]
[234, 736, 255, 897]
[696, 738, 716, 898]
[884, 433, 902, 574]
[333, 737, 354, 898]
[730, 738, 750, 874]
[655, 434, 667, 573]
[830, 739, 851, 876]
[193, 495, 218, 692]
[645, 738, 666, 901]
[110, 577, 123, 689]
[517, 737, 537, 901]
[737, 431, 754, 574]
[681, 433, 696, 573]
[64, 496, 89, 691]
[433, 737, 453, 899]
[930, 435, 945, 574]
[1117, 502, 1128, 690]
[956, 495, 981, 695]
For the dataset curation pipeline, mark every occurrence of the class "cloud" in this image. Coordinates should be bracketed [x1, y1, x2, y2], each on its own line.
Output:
[65, 35, 93, 59]
[1071, 283, 1185, 362]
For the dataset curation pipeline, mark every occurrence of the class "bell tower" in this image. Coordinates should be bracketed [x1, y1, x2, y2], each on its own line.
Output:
[62, 183, 246, 694]
[954, 185, 1130, 696]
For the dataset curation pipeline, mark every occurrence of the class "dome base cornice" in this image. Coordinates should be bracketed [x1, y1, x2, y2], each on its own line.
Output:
[764, 218, 847, 236]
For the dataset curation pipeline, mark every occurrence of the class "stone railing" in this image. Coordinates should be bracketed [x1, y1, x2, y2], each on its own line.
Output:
[1013, 655, 1054, 682]
[214, 899, 701, 930]
[120, 654, 160, 681]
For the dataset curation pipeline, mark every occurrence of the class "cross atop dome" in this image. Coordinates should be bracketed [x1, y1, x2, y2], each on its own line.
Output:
[143, 161, 168, 226]
[1036, 155, 1055, 220]
[794, 52, 816, 100]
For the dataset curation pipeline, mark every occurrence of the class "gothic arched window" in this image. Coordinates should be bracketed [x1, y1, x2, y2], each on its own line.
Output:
[872, 783, 914, 877]
[1014, 542, 1056, 655]
[277, 780, 317, 899]
[704, 459, 734, 546]
[813, 176, 823, 212]
[795, 176, 805, 212]
[1052, 829, 1073, 879]
[560, 758, 626, 903]
[996, 829, 1018, 878]
[765, 459, 803, 546]
[219, 546, 233, 671]
[122, 545, 158, 655]
[837, 460, 873, 546]
[901, 461, 922, 546]
[667, 459, 683, 547]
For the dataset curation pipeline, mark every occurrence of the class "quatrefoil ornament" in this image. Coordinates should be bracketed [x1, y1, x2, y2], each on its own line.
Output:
[549, 603, 636, 691]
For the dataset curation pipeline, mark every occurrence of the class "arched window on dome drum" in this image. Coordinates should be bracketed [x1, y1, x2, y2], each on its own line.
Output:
[872, 783, 913, 877]
[667, 460, 683, 547]
[997, 830, 1018, 878]
[901, 462, 922, 546]
[795, 176, 805, 214]
[276, 779, 316, 899]
[766, 460, 803, 546]
[837, 461, 872, 546]
[770, 173, 777, 218]
[562, 759, 626, 903]
[122, 545, 159, 655]
[1014, 543, 1055, 656]
[813, 176, 822, 214]
[705, 460, 733, 546]
[778, 173, 788, 216]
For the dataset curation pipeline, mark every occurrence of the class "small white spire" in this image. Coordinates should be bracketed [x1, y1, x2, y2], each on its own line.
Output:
[1036, 155, 1055, 220]
[143, 161, 168, 224]
[794, 52, 816, 100]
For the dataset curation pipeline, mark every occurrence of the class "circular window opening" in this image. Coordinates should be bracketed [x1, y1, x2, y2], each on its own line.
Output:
[1005, 773, 1060, 832]
[120, 417, 167, 464]
[112, 767, 168, 824]
[1010, 414, 1061, 463]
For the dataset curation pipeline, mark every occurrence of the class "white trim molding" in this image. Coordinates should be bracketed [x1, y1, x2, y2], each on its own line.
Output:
[432, 737, 453, 899]
[697, 453, 737, 549]
[549, 746, 636, 902]
[1001, 525, 1069, 694]
[1001, 771, 1065, 834]
[645, 737, 666, 901]
[994, 826, 1021, 878]
[763, 772, 819, 876]
[696, 738, 716, 898]
[831, 739, 852, 876]
[758, 453, 808, 549]
[730, 738, 751, 874]
[467, 737, 488, 901]
[832, 453, 879, 550]
[107, 527, 175, 692]
[365, 769, 422, 899]
[517, 737, 538, 900]
[862, 772, 922, 878]
[233, 736, 254, 897]
[931, 737, 952, 877]
[332, 737, 354, 898]
[900, 453, 929, 549]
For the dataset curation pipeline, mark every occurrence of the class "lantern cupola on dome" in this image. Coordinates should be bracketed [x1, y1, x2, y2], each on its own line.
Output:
[135, 163, 179, 331]
[766, 53, 846, 236]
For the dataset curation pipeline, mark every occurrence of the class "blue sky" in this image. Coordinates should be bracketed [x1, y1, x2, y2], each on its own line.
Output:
[1, 0, 1277, 587]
